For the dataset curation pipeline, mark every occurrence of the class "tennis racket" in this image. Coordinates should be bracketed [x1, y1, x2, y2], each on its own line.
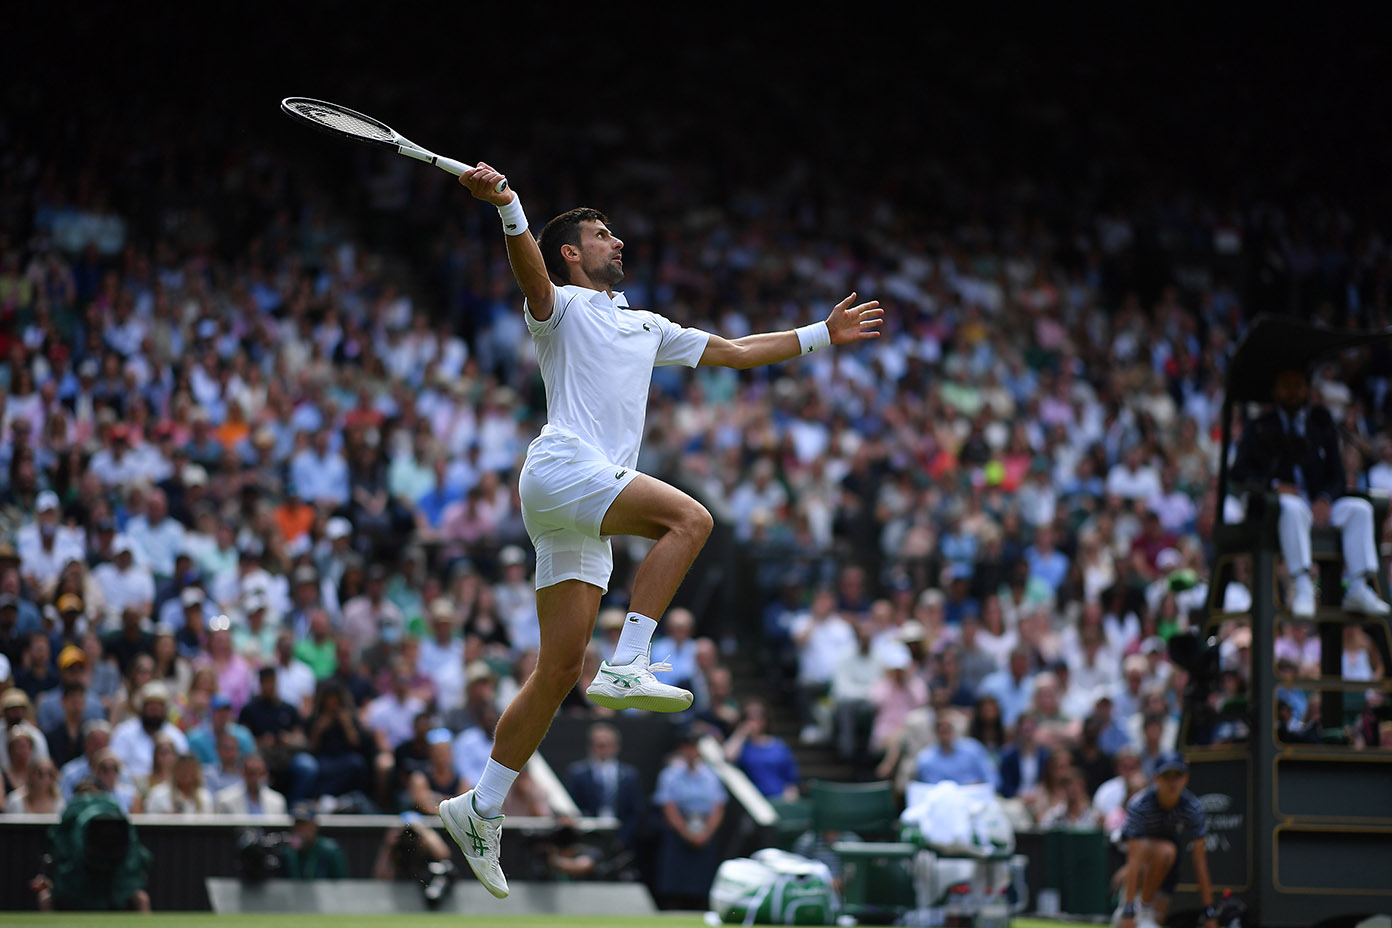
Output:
[280, 97, 507, 191]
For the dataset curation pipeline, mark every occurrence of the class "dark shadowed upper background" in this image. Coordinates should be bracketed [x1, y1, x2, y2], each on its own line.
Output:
[5, 2, 1392, 326]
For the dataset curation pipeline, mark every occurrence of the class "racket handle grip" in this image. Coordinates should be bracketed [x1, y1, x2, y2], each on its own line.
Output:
[433, 155, 508, 192]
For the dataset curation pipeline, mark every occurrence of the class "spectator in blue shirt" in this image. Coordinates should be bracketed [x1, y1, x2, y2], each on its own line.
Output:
[290, 429, 350, 508]
[1023, 525, 1070, 594]
[976, 648, 1036, 728]
[914, 713, 999, 791]
[722, 700, 800, 800]
[187, 694, 255, 765]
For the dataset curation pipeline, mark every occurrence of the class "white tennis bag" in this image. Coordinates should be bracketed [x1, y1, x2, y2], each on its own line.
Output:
[900, 781, 1015, 858]
[709, 848, 840, 925]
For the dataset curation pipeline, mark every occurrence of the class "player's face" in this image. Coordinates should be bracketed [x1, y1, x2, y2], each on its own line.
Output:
[577, 220, 624, 288]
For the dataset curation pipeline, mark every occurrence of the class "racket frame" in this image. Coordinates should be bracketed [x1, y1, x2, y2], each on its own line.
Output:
[280, 96, 505, 189]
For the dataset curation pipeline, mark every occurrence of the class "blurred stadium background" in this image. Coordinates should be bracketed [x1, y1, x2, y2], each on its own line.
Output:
[2, 3, 1392, 923]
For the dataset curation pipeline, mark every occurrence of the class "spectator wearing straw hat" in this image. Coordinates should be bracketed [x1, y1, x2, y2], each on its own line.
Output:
[1, 688, 50, 771]
[418, 598, 465, 713]
[109, 681, 188, 779]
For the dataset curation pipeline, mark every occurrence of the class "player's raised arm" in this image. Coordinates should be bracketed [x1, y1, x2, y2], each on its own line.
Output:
[459, 163, 555, 317]
[698, 292, 882, 369]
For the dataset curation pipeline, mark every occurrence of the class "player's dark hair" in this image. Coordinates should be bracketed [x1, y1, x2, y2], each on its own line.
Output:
[538, 207, 608, 285]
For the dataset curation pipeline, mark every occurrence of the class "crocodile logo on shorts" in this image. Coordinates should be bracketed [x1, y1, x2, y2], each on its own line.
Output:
[615, 469, 628, 480]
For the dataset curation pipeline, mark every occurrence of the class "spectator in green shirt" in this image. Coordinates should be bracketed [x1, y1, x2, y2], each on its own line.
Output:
[279, 805, 349, 880]
[293, 611, 338, 680]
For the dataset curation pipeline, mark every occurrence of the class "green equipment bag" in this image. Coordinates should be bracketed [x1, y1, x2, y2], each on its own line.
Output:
[710, 848, 840, 925]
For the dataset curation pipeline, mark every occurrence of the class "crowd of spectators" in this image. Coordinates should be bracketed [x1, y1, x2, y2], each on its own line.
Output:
[4, 15, 1392, 877]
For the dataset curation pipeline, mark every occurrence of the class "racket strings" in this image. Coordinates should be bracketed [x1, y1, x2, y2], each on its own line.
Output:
[286, 101, 395, 143]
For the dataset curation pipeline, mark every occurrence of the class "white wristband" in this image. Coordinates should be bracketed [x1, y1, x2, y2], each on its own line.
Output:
[795, 320, 831, 354]
[497, 196, 528, 236]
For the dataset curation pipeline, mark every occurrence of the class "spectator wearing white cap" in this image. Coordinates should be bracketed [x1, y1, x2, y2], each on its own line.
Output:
[170, 585, 210, 645]
[232, 591, 278, 666]
[109, 681, 189, 779]
[91, 534, 155, 623]
[16, 490, 85, 591]
[868, 641, 929, 758]
[492, 545, 539, 656]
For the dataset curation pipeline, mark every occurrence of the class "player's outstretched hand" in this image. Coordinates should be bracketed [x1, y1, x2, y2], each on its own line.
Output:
[825, 292, 883, 346]
[459, 162, 514, 206]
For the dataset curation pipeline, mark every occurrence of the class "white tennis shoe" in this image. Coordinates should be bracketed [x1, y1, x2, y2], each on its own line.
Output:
[1290, 576, 1316, 619]
[439, 789, 508, 898]
[586, 652, 694, 712]
[1343, 582, 1391, 616]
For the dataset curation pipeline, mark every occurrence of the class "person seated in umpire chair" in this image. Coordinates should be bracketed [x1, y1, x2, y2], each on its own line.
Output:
[1231, 367, 1389, 619]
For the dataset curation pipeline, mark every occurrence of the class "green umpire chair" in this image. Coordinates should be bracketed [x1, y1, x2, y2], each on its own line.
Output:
[812, 780, 917, 923]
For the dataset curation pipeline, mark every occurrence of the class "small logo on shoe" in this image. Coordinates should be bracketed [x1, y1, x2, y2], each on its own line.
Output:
[599, 668, 639, 688]
[466, 818, 490, 856]
[643, 323, 651, 331]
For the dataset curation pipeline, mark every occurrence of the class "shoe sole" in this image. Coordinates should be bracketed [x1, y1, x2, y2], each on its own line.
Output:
[587, 689, 693, 713]
[439, 795, 509, 898]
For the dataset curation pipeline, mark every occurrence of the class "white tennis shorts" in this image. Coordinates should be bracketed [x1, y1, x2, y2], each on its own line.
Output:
[518, 427, 640, 591]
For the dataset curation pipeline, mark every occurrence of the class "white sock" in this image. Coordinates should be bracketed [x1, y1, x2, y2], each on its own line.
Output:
[471, 758, 519, 818]
[1348, 574, 1370, 594]
[611, 612, 657, 666]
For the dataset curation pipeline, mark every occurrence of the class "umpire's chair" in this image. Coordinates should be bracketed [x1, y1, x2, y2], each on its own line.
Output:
[811, 780, 917, 924]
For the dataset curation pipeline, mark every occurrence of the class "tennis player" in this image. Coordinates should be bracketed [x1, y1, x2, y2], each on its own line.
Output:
[437, 164, 882, 897]
[1115, 752, 1218, 928]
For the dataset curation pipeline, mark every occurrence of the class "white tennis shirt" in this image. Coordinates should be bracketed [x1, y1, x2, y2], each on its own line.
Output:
[525, 285, 710, 469]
